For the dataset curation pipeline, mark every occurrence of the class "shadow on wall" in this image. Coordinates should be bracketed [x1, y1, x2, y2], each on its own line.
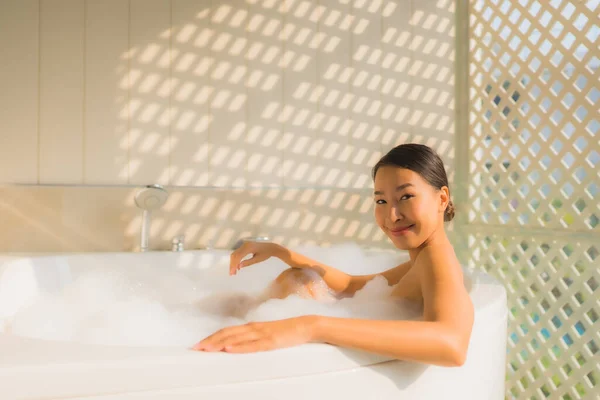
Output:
[126, 0, 455, 249]
[0, 0, 457, 253]
[121, 0, 456, 187]
[125, 186, 392, 250]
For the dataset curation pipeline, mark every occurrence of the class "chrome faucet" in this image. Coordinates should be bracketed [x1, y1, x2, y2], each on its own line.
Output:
[171, 235, 185, 252]
[134, 184, 169, 252]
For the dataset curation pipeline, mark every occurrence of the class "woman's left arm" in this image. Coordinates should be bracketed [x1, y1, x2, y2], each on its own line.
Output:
[312, 250, 474, 367]
[194, 251, 474, 367]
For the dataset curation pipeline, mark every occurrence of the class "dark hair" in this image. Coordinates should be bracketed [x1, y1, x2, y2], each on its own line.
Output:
[372, 143, 455, 222]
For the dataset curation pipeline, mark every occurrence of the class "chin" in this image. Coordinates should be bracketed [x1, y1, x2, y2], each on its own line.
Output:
[388, 237, 414, 251]
[393, 243, 411, 251]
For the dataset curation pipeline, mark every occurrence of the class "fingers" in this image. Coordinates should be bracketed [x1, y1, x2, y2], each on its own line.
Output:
[192, 326, 241, 351]
[230, 254, 259, 275]
[229, 242, 252, 275]
[236, 253, 268, 273]
[220, 330, 263, 349]
[229, 242, 269, 275]
[192, 324, 264, 352]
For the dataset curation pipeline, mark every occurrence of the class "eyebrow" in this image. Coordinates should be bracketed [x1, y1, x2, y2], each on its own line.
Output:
[373, 183, 414, 195]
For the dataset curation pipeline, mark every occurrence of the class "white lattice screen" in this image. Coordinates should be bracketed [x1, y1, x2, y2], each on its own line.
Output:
[463, 0, 599, 399]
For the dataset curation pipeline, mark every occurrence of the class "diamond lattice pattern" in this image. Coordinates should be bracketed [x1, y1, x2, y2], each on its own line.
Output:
[469, 0, 599, 230]
[458, 231, 599, 399]
[466, 0, 599, 399]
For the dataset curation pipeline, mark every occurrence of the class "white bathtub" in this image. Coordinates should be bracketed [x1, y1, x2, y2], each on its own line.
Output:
[0, 249, 507, 400]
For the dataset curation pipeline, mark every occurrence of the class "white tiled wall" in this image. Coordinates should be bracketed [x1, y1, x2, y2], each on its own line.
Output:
[0, 0, 456, 187]
[0, 0, 39, 184]
[39, 0, 85, 184]
[85, 0, 130, 184]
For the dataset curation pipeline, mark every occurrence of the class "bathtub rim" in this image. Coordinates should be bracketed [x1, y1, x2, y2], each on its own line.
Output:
[0, 249, 508, 398]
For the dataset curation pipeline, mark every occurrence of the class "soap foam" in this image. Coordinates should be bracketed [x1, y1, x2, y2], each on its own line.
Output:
[9, 243, 422, 347]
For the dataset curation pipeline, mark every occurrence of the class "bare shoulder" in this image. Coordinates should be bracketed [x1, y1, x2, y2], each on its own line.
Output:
[413, 243, 474, 327]
[413, 243, 464, 287]
[380, 259, 413, 284]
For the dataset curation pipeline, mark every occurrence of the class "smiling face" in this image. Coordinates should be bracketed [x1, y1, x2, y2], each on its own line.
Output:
[373, 166, 449, 250]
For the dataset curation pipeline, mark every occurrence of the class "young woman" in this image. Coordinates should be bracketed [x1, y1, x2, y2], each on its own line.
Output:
[192, 143, 475, 367]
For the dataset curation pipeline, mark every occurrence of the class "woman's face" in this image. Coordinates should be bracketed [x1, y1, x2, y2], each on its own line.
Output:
[373, 166, 448, 250]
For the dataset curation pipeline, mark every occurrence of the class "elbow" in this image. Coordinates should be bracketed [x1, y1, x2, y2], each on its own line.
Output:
[440, 327, 470, 367]
[449, 345, 468, 367]
[446, 331, 471, 367]
[446, 317, 474, 367]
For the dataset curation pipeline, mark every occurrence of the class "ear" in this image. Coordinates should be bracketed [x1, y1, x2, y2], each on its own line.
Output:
[439, 186, 450, 214]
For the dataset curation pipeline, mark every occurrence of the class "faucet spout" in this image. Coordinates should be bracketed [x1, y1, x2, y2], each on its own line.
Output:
[140, 210, 151, 252]
[134, 184, 169, 252]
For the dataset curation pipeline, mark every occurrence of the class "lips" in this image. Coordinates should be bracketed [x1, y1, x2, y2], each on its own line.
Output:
[389, 224, 415, 235]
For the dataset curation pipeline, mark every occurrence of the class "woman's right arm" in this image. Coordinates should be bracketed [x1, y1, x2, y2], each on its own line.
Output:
[231, 242, 411, 296]
[273, 245, 412, 296]
[272, 244, 352, 293]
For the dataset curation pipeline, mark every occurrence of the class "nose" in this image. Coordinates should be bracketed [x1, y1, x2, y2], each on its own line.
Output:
[389, 204, 403, 222]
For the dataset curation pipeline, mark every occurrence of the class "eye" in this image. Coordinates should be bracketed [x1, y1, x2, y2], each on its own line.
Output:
[375, 199, 386, 205]
[400, 194, 414, 200]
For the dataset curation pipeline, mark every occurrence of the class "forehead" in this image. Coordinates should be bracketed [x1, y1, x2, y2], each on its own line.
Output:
[374, 167, 425, 186]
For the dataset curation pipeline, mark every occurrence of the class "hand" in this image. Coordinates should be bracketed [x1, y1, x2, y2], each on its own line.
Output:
[229, 241, 283, 276]
[191, 316, 317, 353]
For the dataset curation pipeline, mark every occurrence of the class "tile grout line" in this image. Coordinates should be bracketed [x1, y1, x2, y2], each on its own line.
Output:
[168, 0, 173, 185]
[37, 0, 42, 184]
[127, 0, 132, 185]
[82, 0, 87, 183]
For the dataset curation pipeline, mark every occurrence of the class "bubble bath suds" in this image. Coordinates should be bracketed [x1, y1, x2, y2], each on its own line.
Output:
[8, 244, 424, 347]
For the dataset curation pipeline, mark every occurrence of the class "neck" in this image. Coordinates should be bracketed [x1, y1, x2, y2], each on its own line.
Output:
[408, 223, 449, 261]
